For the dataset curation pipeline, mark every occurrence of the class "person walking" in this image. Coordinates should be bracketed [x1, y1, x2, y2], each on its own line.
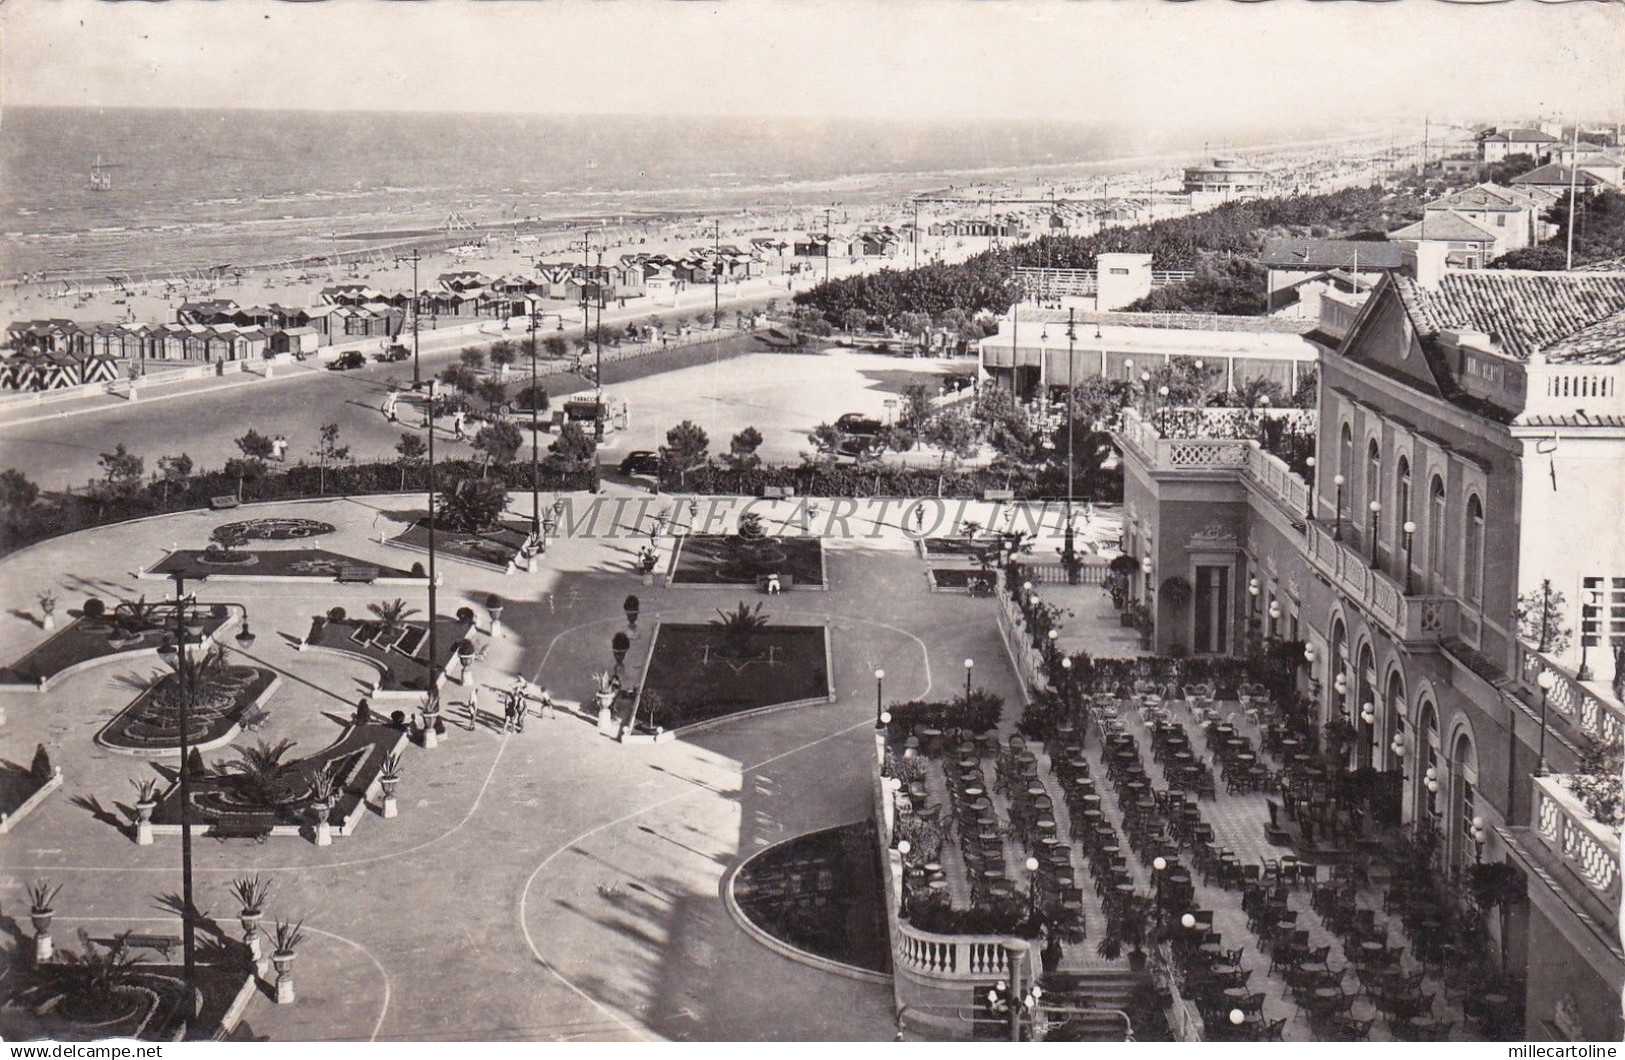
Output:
[536, 686, 556, 720]
[465, 683, 481, 731]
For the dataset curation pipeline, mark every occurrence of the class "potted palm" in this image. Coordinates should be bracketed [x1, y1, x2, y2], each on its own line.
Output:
[229, 875, 273, 962]
[267, 919, 304, 1005]
[29, 878, 62, 962]
[611, 631, 632, 672]
[131, 777, 159, 846]
[485, 593, 504, 635]
[308, 767, 337, 847]
[38, 591, 57, 632]
[378, 752, 402, 818]
[623, 594, 641, 631]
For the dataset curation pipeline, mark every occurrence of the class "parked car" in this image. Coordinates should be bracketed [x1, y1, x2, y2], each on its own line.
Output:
[329, 351, 367, 371]
[835, 412, 884, 435]
[379, 344, 411, 362]
[618, 450, 661, 476]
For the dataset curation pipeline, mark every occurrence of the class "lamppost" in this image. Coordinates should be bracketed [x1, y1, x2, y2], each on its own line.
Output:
[1424, 765, 1440, 817]
[1047, 628, 1060, 671]
[964, 658, 975, 699]
[161, 575, 256, 1027]
[1332, 474, 1346, 541]
[1256, 394, 1271, 448]
[527, 309, 544, 539]
[1151, 855, 1167, 927]
[874, 668, 886, 728]
[408, 247, 421, 386]
[1578, 589, 1600, 682]
[1062, 308, 1078, 570]
[897, 840, 912, 917]
[1470, 816, 1487, 862]
[1360, 701, 1376, 765]
[1024, 856, 1042, 923]
[1248, 577, 1261, 628]
[1535, 669, 1557, 775]
[1142, 556, 1154, 640]
[1267, 600, 1281, 644]
[1157, 385, 1170, 437]
[1304, 643, 1319, 704]
[1060, 656, 1073, 710]
[1333, 672, 1349, 717]
[422, 377, 442, 748]
[1367, 500, 1382, 568]
[1402, 520, 1417, 594]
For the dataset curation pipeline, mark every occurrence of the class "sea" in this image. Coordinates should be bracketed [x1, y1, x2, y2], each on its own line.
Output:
[0, 107, 1328, 282]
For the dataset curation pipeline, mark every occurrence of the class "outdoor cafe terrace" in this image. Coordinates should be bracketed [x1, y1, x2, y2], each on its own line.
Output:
[875, 574, 1522, 1042]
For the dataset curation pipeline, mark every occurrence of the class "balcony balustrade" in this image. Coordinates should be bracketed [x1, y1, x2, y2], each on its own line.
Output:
[1304, 521, 1458, 646]
[1532, 774, 1622, 923]
[1516, 642, 1625, 747]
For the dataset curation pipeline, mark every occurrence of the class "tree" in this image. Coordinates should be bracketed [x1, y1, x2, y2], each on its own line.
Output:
[1516, 579, 1572, 655]
[841, 307, 868, 334]
[488, 339, 518, 369]
[156, 453, 193, 509]
[725, 426, 764, 471]
[0, 468, 39, 511]
[807, 422, 842, 455]
[659, 420, 710, 485]
[438, 363, 478, 393]
[439, 474, 509, 533]
[710, 601, 769, 661]
[97, 444, 144, 499]
[394, 432, 426, 491]
[897, 310, 931, 345]
[1063, 376, 1136, 430]
[473, 419, 524, 474]
[459, 345, 487, 371]
[236, 429, 274, 462]
[921, 408, 979, 467]
[547, 421, 597, 471]
[1048, 421, 1117, 492]
[367, 598, 422, 640]
[543, 335, 569, 359]
[475, 376, 509, 413]
[231, 430, 273, 501]
[512, 383, 549, 413]
[310, 423, 350, 495]
[219, 738, 301, 809]
[899, 382, 933, 430]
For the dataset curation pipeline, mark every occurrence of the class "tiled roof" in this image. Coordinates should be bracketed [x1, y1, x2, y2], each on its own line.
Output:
[1387, 211, 1499, 243]
[1484, 128, 1559, 144]
[1511, 164, 1606, 187]
[1393, 269, 1625, 363]
[1427, 184, 1530, 211]
[1260, 237, 1404, 270]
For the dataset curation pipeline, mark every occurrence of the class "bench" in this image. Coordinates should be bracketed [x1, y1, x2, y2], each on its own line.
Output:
[755, 573, 795, 593]
[110, 933, 183, 959]
[210, 495, 241, 510]
[336, 564, 379, 583]
[211, 821, 272, 844]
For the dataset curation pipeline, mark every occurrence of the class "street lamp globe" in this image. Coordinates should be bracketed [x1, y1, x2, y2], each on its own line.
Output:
[1403, 520, 1417, 536]
[1141, 557, 1153, 574]
[879, 711, 891, 725]
[897, 840, 911, 856]
[1304, 645, 1316, 663]
[1230, 1009, 1245, 1026]
[1181, 913, 1197, 929]
[1369, 500, 1382, 514]
[964, 658, 975, 672]
[1153, 856, 1167, 872]
[1158, 385, 1170, 399]
[1061, 657, 1072, 671]
[1048, 629, 1059, 643]
[1333, 474, 1345, 487]
[1536, 670, 1557, 691]
[1025, 856, 1040, 873]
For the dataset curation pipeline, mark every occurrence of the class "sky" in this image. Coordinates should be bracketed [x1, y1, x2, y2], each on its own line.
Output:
[2, 0, 1622, 127]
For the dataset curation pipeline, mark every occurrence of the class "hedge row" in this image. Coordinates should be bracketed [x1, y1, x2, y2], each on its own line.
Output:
[670, 462, 1122, 501]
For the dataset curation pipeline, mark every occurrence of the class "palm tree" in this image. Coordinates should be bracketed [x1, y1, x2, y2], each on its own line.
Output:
[219, 738, 301, 808]
[710, 601, 769, 661]
[367, 598, 422, 640]
[59, 930, 146, 1003]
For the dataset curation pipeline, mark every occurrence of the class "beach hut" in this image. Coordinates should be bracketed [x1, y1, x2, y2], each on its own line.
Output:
[0, 359, 16, 390]
[80, 353, 120, 385]
[270, 326, 320, 356]
[6, 355, 41, 391]
[41, 352, 83, 390]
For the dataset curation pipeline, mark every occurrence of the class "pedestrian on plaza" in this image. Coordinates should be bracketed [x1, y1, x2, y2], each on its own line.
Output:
[466, 684, 481, 731]
[536, 686, 556, 719]
[501, 694, 516, 734]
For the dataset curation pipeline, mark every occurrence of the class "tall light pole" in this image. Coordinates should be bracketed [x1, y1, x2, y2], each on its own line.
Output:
[874, 668, 886, 728]
[1142, 556, 1155, 640]
[1063, 307, 1077, 570]
[964, 658, 975, 699]
[824, 207, 832, 286]
[424, 377, 441, 747]
[409, 247, 422, 387]
[713, 219, 722, 330]
[164, 576, 256, 1029]
[1402, 520, 1417, 594]
[1332, 474, 1346, 541]
[1535, 669, 1557, 776]
[1367, 500, 1382, 569]
[529, 309, 542, 538]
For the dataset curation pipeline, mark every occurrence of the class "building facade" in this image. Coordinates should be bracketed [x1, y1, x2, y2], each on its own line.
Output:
[1118, 267, 1625, 1040]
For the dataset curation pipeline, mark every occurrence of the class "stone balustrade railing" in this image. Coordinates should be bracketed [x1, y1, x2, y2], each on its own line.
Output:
[1305, 520, 1403, 633]
[1117, 409, 1313, 521]
[895, 927, 1018, 981]
[1516, 642, 1625, 747]
[1532, 774, 1622, 919]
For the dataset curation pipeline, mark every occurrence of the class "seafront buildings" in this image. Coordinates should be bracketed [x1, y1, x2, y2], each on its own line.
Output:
[1114, 261, 1625, 1039]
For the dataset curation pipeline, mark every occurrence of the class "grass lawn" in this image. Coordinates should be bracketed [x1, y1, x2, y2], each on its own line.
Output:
[928, 567, 995, 591]
[0, 759, 51, 819]
[733, 822, 890, 974]
[671, 534, 825, 587]
[305, 614, 473, 692]
[1, 959, 245, 1042]
[390, 518, 530, 570]
[98, 666, 278, 753]
[150, 548, 423, 582]
[636, 623, 828, 730]
[0, 609, 232, 687]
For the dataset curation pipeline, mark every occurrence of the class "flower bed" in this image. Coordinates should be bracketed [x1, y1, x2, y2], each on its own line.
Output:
[0, 608, 232, 689]
[634, 622, 830, 730]
[387, 518, 532, 571]
[147, 548, 424, 583]
[3, 952, 248, 1042]
[213, 517, 336, 540]
[150, 720, 400, 832]
[926, 568, 995, 594]
[731, 822, 890, 974]
[96, 666, 279, 756]
[669, 534, 825, 587]
[302, 614, 473, 693]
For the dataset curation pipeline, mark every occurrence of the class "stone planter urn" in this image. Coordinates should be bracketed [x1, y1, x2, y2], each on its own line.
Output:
[30, 909, 53, 962]
[41, 612, 56, 632]
[421, 709, 440, 750]
[486, 594, 504, 637]
[240, 910, 263, 962]
[458, 642, 476, 682]
[380, 777, 399, 818]
[271, 951, 296, 1004]
[311, 802, 332, 847]
[134, 798, 157, 846]
[595, 691, 619, 737]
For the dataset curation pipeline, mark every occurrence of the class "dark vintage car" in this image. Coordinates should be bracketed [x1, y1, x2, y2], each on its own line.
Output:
[618, 450, 661, 476]
[379, 344, 411, 362]
[835, 412, 884, 435]
[328, 350, 368, 371]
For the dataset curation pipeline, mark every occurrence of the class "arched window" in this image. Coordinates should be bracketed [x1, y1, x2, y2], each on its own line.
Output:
[1396, 456, 1412, 530]
[1464, 494, 1485, 605]
[1428, 476, 1446, 589]
[1338, 423, 1354, 484]
[1366, 438, 1382, 516]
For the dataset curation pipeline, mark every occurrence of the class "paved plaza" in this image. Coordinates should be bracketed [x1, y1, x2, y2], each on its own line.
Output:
[0, 487, 1089, 1040]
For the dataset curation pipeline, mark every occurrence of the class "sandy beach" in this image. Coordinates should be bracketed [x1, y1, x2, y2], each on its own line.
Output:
[0, 130, 1411, 332]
